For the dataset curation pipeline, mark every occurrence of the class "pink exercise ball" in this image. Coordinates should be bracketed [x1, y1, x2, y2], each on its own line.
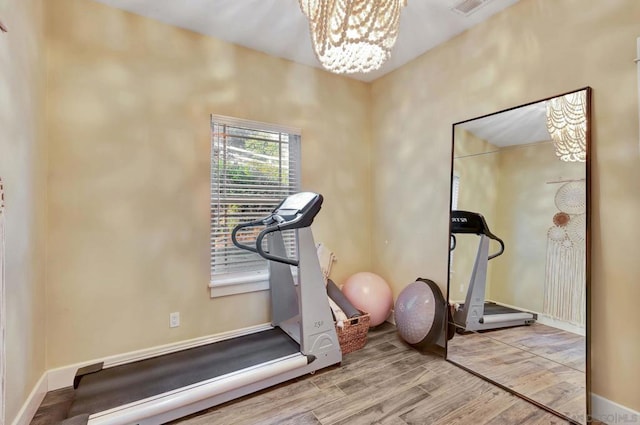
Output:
[342, 272, 393, 327]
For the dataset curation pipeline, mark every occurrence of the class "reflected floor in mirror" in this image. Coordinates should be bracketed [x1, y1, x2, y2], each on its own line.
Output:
[447, 323, 586, 424]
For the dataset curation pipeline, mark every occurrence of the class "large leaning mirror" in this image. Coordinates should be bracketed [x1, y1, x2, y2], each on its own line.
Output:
[445, 88, 591, 424]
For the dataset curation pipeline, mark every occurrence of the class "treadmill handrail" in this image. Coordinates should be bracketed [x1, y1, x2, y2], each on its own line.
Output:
[450, 210, 505, 260]
[231, 216, 271, 254]
[488, 238, 505, 260]
[232, 220, 301, 266]
[256, 225, 299, 266]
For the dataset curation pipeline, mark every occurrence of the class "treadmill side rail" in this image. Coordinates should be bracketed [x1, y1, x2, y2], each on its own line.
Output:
[480, 312, 536, 324]
[74, 362, 104, 389]
[87, 355, 309, 425]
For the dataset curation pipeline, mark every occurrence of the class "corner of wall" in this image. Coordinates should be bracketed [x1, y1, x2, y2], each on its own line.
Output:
[9, 374, 47, 425]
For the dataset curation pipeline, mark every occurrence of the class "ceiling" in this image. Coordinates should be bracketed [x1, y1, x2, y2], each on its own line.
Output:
[458, 100, 552, 147]
[90, 0, 550, 146]
[92, 0, 522, 82]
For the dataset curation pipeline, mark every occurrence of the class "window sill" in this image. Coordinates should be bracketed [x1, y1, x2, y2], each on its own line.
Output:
[209, 269, 298, 298]
[209, 271, 270, 298]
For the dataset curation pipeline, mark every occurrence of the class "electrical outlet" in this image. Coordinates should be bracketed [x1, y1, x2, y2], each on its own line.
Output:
[169, 312, 180, 328]
[459, 284, 464, 292]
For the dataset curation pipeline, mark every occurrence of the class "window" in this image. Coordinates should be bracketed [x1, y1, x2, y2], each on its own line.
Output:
[451, 175, 460, 210]
[209, 115, 301, 297]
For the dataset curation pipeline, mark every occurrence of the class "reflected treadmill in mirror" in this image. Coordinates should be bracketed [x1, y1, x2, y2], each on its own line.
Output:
[450, 210, 536, 332]
[446, 88, 591, 425]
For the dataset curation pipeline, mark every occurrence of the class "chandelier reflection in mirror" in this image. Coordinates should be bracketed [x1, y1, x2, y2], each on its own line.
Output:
[546, 91, 587, 162]
[298, 0, 406, 74]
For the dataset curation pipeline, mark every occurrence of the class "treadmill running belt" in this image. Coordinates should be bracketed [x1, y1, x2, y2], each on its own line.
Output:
[68, 328, 299, 418]
[483, 302, 524, 315]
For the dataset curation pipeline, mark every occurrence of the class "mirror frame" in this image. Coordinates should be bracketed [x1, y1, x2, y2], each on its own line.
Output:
[444, 87, 592, 425]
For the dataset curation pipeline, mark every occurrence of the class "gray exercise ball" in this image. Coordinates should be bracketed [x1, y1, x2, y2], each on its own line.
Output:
[394, 278, 445, 349]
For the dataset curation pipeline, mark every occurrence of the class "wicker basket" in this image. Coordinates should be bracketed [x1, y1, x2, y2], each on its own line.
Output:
[335, 312, 370, 355]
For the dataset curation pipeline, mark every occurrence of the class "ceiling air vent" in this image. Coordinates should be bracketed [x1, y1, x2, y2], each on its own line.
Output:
[451, 0, 492, 16]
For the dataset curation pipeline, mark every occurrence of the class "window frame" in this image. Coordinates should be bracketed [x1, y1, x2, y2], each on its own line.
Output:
[208, 115, 302, 298]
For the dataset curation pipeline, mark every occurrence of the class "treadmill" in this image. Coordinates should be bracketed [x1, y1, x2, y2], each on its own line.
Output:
[61, 192, 342, 425]
[450, 210, 537, 332]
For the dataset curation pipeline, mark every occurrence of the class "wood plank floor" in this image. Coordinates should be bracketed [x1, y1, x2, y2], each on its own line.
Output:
[447, 323, 586, 424]
[31, 323, 573, 425]
[478, 324, 585, 372]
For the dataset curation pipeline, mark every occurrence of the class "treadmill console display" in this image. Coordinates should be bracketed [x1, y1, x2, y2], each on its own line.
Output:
[451, 210, 491, 235]
[271, 192, 323, 229]
[276, 192, 319, 214]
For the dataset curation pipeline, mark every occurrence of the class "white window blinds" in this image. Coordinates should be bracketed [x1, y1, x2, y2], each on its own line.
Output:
[210, 115, 301, 284]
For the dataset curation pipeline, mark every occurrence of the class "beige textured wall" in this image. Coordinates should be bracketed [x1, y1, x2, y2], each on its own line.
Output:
[372, 0, 640, 411]
[491, 142, 586, 313]
[0, 0, 47, 422]
[46, 0, 371, 367]
[450, 128, 500, 301]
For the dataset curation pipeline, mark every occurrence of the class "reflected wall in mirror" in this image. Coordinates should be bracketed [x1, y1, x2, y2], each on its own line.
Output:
[446, 88, 591, 424]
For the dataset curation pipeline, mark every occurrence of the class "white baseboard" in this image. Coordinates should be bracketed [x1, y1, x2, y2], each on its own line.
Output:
[48, 323, 273, 391]
[385, 310, 396, 326]
[591, 393, 640, 424]
[536, 314, 585, 336]
[10, 373, 47, 425]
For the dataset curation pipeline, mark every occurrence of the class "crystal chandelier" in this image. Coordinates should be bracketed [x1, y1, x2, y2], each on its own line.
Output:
[298, 0, 407, 74]
[546, 91, 587, 162]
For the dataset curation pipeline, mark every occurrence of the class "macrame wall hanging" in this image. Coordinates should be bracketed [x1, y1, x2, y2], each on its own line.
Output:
[543, 181, 586, 327]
